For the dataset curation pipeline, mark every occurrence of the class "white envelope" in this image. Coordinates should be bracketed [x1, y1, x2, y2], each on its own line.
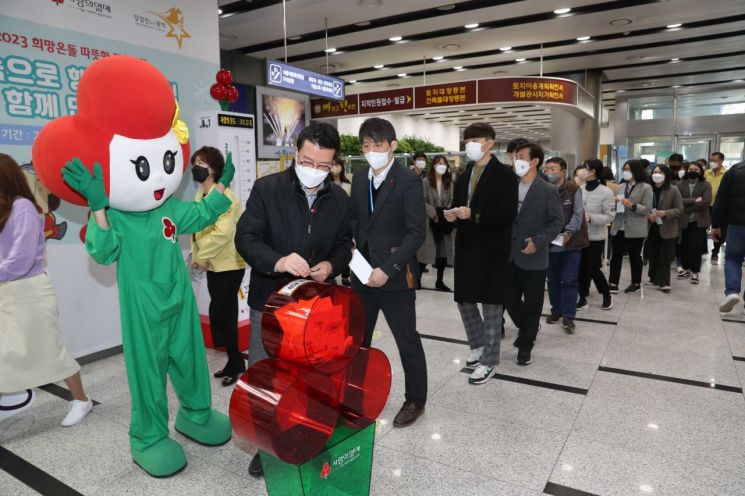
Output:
[349, 249, 373, 285]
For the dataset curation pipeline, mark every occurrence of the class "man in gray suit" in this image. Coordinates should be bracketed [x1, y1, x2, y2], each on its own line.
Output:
[505, 143, 564, 366]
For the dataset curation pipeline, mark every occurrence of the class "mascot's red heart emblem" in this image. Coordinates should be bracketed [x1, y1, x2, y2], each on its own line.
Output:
[162, 217, 177, 242]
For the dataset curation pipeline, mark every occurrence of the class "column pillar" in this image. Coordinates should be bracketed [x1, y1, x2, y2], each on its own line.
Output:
[550, 71, 602, 170]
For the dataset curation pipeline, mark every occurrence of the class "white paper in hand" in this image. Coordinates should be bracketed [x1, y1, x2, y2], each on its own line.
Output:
[349, 249, 373, 285]
[616, 195, 625, 213]
[551, 234, 565, 247]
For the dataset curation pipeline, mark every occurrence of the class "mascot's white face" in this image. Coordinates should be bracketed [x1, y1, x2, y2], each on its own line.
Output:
[108, 130, 183, 212]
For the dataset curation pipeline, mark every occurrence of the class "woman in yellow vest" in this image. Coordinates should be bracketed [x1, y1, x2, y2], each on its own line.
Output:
[190, 147, 246, 386]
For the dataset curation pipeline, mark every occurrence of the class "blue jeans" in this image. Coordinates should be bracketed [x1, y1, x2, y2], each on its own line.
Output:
[548, 250, 582, 320]
[724, 224, 745, 296]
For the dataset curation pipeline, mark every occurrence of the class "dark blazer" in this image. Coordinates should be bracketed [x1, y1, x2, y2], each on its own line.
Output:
[350, 160, 426, 292]
[451, 155, 517, 304]
[677, 180, 712, 228]
[235, 168, 353, 309]
[510, 176, 565, 271]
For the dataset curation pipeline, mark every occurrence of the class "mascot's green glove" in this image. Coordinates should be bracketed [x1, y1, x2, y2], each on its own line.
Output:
[219, 150, 235, 187]
[62, 158, 109, 211]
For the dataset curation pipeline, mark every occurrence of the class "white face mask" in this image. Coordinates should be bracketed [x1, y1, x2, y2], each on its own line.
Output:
[435, 164, 448, 175]
[622, 170, 633, 182]
[415, 160, 426, 170]
[365, 150, 390, 171]
[678, 169, 686, 179]
[465, 141, 486, 162]
[652, 173, 665, 184]
[514, 159, 531, 177]
[294, 163, 329, 188]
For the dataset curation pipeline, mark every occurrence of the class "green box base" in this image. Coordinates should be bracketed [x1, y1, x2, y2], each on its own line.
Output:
[260, 422, 376, 496]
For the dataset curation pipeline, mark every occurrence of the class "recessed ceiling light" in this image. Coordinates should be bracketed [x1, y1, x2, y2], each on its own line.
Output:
[465, 23, 479, 29]
[576, 35, 591, 41]
[672, 85, 681, 88]
[355, 21, 371, 27]
[670, 58, 680, 62]
[734, 79, 744, 83]
[616, 89, 625, 93]
[432, 55, 444, 60]
[500, 46, 512, 51]
[374, 64, 385, 69]
[666, 23, 682, 29]
[553, 8, 571, 14]
[442, 43, 461, 50]
[453, 66, 463, 70]
[218, 8, 223, 14]
[609, 18, 633, 25]
[397, 73, 407, 77]
[389, 36, 403, 42]
[288, 35, 302, 41]
[456, 68, 467, 71]
[515, 58, 527, 62]
[324, 47, 337, 53]
[349, 80, 357, 84]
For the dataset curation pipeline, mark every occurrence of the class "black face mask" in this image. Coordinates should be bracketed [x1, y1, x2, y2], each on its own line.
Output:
[687, 172, 700, 180]
[191, 166, 210, 183]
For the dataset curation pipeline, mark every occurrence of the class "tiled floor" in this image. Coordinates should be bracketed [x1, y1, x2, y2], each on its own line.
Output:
[3, 255, 745, 495]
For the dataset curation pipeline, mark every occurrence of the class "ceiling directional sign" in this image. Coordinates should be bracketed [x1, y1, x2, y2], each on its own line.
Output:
[266, 59, 345, 101]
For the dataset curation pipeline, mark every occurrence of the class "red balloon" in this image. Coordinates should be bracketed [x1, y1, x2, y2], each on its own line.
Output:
[226, 85, 239, 102]
[216, 68, 233, 86]
[210, 83, 227, 101]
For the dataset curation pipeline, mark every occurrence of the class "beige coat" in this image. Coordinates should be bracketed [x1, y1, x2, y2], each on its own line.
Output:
[417, 177, 454, 265]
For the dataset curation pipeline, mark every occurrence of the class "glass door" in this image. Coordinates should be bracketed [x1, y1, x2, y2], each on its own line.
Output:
[676, 135, 714, 163]
[717, 135, 745, 167]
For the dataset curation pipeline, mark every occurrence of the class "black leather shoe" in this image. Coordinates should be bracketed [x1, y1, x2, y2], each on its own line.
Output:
[393, 401, 425, 428]
[435, 282, 451, 292]
[249, 453, 263, 478]
[213, 368, 229, 379]
[222, 374, 240, 387]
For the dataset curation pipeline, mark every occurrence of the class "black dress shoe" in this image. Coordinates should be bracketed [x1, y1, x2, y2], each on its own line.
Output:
[435, 282, 451, 292]
[393, 401, 425, 428]
[222, 374, 240, 387]
[249, 453, 263, 478]
[213, 368, 229, 379]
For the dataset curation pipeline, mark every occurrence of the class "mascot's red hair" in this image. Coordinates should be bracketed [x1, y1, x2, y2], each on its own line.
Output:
[33, 55, 190, 211]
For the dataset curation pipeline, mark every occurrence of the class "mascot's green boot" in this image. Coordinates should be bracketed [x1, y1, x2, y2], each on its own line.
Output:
[132, 437, 187, 478]
[174, 408, 232, 446]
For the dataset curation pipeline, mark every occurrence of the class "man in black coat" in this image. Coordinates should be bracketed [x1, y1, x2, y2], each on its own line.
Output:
[234, 122, 353, 477]
[350, 117, 428, 428]
[445, 123, 518, 385]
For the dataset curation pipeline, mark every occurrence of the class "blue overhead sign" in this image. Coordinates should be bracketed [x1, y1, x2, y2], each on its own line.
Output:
[266, 59, 345, 101]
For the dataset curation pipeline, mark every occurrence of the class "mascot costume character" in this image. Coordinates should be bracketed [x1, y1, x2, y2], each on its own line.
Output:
[32, 55, 234, 477]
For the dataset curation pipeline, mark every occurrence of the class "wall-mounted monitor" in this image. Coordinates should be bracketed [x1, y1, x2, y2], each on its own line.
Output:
[255, 85, 310, 159]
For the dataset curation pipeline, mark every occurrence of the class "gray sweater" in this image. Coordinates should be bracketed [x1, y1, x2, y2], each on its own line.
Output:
[581, 182, 616, 241]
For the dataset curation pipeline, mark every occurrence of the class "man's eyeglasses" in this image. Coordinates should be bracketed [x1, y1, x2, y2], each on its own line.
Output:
[297, 157, 332, 172]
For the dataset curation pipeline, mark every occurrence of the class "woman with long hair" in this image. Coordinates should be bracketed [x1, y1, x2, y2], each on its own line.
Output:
[577, 159, 615, 310]
[645, 165, 683, 292]
[0, 153, 92, 425]
[608, 159, 654, 294]
[417, 154, 455, 291]
[676, 161, 712, 285]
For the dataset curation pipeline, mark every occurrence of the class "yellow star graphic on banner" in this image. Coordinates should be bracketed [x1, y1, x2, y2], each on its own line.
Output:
[150, 7, 191, 49]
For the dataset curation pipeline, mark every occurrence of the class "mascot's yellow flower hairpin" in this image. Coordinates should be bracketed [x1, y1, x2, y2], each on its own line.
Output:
[171, 101, 189, 144]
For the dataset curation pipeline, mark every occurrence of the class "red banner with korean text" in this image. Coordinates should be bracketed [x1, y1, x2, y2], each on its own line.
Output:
[414, 81, 477, 109]
[478, 77, 578, 105]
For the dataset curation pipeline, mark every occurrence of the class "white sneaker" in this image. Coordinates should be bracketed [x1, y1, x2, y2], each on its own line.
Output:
[61, 398, 93, 427]
[719, 294, 741, 313]
[465, 347, 483, 369]
[0, 390, 35, 423]
[468, 364, 496, 385]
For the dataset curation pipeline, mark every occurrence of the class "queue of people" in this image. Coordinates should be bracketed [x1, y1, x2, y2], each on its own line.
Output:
[3, 115, 743, 484]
